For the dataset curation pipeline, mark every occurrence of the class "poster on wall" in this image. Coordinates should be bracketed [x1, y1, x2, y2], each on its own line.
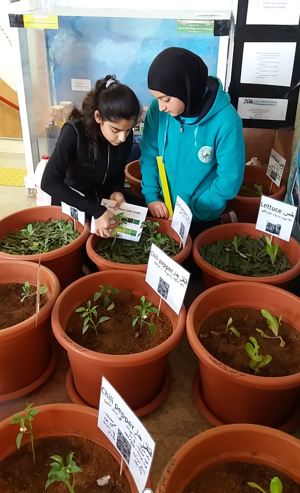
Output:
[45, 16, 221, 108]
[285, 117, 300, 241]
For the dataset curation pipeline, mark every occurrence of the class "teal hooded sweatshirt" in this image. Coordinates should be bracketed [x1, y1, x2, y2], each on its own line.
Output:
[140, 78, 245, 221]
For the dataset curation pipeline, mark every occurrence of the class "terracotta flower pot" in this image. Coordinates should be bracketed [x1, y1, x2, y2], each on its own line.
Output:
[51, 270, 186, 414]
[186, 281, 300, 431]
[156, 423, 300, 493]
[0, 403, 152, 492]
[86, 216, 192, 273]
[192, 222, 300, 289]
[0, 206, 90, 290]
[225, 165, 286, 223]
[0, 260, 60, 402]
[125, 159, 142, 196]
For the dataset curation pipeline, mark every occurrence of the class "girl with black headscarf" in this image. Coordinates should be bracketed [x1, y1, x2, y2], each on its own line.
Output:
[140, 47, 245, 234]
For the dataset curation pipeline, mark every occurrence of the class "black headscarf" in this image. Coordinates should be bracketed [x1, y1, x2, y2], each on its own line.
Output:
[148, 47, 208, 118]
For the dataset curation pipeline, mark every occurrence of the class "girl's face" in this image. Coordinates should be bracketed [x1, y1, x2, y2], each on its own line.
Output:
[94, 111, 135, 146]
[150, 90, 185, 117]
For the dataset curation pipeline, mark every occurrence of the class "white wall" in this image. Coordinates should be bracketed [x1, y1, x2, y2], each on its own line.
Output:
[0, 4, 17, 90]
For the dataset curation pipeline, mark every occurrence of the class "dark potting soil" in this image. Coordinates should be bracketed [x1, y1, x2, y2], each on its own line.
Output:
[0, 283, 47, 330]
[199, 307, 300, 377]
[183, 461, 300, 493]
[66, 289, 173, 355]
[0, 436, 131, 493]
[238, 180, 270, 197]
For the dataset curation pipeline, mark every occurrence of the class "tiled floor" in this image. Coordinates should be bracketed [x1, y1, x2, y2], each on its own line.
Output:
[0, 139, 299, 490]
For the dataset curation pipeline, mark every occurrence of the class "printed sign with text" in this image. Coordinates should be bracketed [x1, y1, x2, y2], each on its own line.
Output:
[91, 200, 148, 242]
[266, 149, 286, 187]
[256, 196, 296, 242]
[61, 201, 85, 226]
[146, 243, 190, 315]
[171, 196, 192, 248]
[98, 377, 155, 493]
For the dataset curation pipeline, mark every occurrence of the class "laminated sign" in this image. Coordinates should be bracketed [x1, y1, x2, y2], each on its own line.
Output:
[61, 202, 85, 226]
[256, 196, 297, 242]
[98, 377, 155, 493]
[266, 149, 286, 187]
[171, 196, 192, 247]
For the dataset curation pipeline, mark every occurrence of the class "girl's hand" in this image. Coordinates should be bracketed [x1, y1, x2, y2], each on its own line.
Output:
[148, 201, 169, 219]
[110, 192, 125, 209]
[94, 210, 118, 238]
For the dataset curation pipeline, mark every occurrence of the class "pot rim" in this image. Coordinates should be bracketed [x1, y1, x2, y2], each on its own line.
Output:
[156, 422, 300, 493]
[0, 260, 60, 341]
[0, 206, 90, 262]
[86, 216, 192, 272]
[192, 222, 300, 284]
[125, 160, 141, 186]
[186, 281, 300, 389]
[52, 270, 186, 366]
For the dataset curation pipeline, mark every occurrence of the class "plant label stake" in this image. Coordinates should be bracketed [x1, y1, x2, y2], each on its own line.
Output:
[171, 196, 192, 248]
[98, 377, 155, 493]
[36, 255, 41, 326]
[91, 200, 148, 243]
[157, 156, 173, 217]
[256, 195, 297, 242]
[146, 243, 190, 315]
[266, 148, 286, 188]
[61, 201, 85, 226]
[157, 297, 162, 317]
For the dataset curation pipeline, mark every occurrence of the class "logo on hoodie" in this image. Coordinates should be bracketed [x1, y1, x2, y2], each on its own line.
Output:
[198, 146, 214, 163]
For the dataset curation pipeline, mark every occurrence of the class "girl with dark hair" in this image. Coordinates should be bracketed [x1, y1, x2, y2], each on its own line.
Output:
[41, 75, 141, 237]
[140, 47, 245, 236]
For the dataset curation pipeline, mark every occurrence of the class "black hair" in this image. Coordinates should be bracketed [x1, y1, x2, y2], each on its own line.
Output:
[69, 75, 141, 157]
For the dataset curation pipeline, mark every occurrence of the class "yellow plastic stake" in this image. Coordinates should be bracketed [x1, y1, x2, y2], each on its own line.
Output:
[156, 156, 173, 217]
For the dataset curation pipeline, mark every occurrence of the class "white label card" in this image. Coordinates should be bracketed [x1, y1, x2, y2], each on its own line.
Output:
[61, 201, 85, 226]
[266, 149, 286, 187]
[256, 196, 296, 242]
[171, 196, 192, 248]
[146, 243, 190, 315]
[98, 377, 155, 493]
[71, 78, 91, 91]
[91, 200, 148, 242]
[237, 97, 288, 121]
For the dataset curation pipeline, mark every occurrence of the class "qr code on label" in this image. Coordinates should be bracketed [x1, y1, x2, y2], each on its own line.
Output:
[157, 277, 170, 300]
[70, 207, 78, 220]
[116, 428, 131, 465]
[270, 170, 277, 182]
[179, 222, 185, 240]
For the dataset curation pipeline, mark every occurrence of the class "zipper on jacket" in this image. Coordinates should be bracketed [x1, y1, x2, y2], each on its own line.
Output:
[180, 123, 184, 133]
[101, 145, 111, 185]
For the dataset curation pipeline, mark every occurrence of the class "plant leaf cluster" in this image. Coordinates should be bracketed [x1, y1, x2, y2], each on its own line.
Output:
[75, 300, 110, 339]
[20, 280, 48, 303]
[132, 295, 160, 337]
[200, 234, 292, 277]
[248, 476, 283, 493]
[94, 284, 120, 310]
[10, 403, 40, 465]
[45, 452, 82, 492]
[95, 220, 180, 265]
[245, 337, 272, 374]
[0, 219, 80, 255]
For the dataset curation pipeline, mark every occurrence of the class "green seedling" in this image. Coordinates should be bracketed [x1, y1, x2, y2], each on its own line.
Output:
[93, 284, 120, 311]
[232, 234, 248, 259]
[45, 453, 82, 492]
[245, 336, 272, 375]
[254, 184, 263, 197]
[20, 280, 48, 303]
[247, 476, 283, 493]
[142, 220, 169, 249]
[110, 213, 128, 247]
[211, 317, 240, 339]
[256, 309, 285, 348]
[132, 295, 160, 337]
[265, 236, 279, 265]
[10, 403, 40, 465]
[225, 317, 240, 337]
[75, 300, 110, 339]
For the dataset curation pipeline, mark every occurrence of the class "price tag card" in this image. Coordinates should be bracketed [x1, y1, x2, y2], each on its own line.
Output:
[171, 196, 192, 247]
[266, 149, 286, 187]
[98, 377, 155, 493]
[91, 200, 148, 242]
[61, 202, 85, 226]
[256, 196, 296, 242]
[146, 243, 190, 315]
